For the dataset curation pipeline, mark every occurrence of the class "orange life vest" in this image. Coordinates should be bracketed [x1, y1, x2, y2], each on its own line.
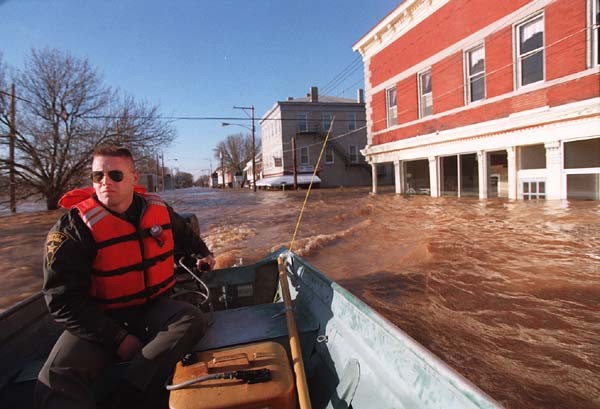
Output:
[72, 192, 175, 309]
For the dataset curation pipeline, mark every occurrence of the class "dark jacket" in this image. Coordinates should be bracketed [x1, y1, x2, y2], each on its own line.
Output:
[42, 193, 211, 350]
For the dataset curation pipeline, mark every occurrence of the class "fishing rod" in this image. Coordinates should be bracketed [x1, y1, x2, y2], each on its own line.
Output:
[277, 117, 334, 409]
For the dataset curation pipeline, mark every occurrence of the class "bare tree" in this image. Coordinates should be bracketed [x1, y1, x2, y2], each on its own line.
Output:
[213, 132, 257, 176]
[0, 48, 175, 209]
[175, 171, 194, 188]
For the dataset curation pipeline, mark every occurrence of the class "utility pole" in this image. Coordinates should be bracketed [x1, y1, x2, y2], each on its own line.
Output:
[233, 105, 257, 192]
[220, 150, 225, 188]
[155, 153, 160, 192]
[161, 152, 165, 192]
[250, 105, 256, 192]
[292, 137, 298, 190]
[9, 83, 16, 213]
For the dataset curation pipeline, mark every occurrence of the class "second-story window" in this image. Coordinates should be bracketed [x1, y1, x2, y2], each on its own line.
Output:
[386, 87, 397, 127]
[325, 146, 334, 164]
[322, 113, 333, 132]
[347, 112, 357, 131]
[298, 113, 308, 132]
[466, 45, 485, 103]
[348, 145, 358, 163]
[300, 146, 309, 165]
[516, 14, 545, 87]
[418, 69, 432, 118]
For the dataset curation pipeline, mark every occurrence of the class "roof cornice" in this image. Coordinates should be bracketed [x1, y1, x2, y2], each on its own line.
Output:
[353, 0, 450, 59]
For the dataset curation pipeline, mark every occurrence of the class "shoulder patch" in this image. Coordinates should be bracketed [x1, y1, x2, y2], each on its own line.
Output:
[45, 231, 69, 263]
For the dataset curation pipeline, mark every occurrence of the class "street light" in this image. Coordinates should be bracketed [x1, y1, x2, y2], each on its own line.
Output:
[203, 158, 213, 175]
[222, 104, 257, 192]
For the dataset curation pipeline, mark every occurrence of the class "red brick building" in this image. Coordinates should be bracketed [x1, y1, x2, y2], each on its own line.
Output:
[354, 0, 599, 200]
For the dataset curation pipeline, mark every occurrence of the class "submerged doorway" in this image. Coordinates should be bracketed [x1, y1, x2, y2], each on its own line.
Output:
[404, 159, 430, 194]
[488, 151, 508, 198]
[439, 153, 478, 197]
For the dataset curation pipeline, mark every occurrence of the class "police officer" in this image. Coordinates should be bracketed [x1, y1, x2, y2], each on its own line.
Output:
[35, 145, 215, 409]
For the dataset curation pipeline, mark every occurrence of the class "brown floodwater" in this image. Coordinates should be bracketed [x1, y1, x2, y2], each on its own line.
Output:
[1, 186, 599, 408]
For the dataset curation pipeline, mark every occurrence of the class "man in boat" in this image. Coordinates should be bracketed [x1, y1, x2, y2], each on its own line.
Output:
[35, 145, 215, 409]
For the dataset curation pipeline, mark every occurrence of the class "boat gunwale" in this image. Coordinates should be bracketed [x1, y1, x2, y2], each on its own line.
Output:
[284, 249, 503, 408]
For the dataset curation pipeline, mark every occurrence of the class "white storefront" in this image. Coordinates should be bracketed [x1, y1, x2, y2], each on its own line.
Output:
[363, 98, 600, 200]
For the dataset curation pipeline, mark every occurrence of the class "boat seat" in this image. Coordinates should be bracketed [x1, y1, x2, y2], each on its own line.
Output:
[195, 301, 319, 351]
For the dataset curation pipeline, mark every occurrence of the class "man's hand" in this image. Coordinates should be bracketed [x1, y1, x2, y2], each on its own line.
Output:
[116, 334, 143, 361]
[196, 254, 215, 271]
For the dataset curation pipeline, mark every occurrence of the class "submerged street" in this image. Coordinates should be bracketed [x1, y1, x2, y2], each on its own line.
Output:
[165, 187, 600, 409]
[1, 186, 599, 408]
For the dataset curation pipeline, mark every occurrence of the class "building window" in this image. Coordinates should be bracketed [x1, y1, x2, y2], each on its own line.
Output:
[298, 113, 308, 132]
[386, 87, 397, 127]
[274, 157, 282, 167]
[516, 14, 545, 87]
[322, 113, 333, 132]
[348, 145, 358, 163]
[591, 0, 600, 66]
[418, 69, 432, 117]
[465, 44, 485, 103]
[300, 146, 309, 165]
[522, 180, 546, 200]
[347, 112, 357, 131]
[325, 147, 334, 164]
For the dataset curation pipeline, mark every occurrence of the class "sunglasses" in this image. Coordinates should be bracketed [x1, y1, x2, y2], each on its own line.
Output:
[90, 170, 125, 183]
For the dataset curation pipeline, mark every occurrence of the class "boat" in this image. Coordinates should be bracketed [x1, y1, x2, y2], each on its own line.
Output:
[0, 247, 503, 408]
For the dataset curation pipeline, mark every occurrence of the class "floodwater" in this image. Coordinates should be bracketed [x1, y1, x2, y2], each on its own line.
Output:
[1, 186, 599, 408]
[164, 187, 600, 409]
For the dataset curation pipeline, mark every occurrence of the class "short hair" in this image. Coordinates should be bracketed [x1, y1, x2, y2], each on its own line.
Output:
[93, 145, 134, 160]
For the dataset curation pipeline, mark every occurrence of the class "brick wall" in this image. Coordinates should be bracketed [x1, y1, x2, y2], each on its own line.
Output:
[372, 74, 599, 145]
[485, 26, 513, 98]
[545, 0, 587, 80]
[370, 0, 531, 88]
[367, 0, 598, 146]
[432, 51, 464, 113]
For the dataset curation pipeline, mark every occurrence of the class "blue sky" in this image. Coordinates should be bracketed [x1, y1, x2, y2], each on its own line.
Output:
[1, 0, 399, 178]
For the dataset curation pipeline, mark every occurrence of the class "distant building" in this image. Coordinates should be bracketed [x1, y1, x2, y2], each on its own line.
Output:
[138, 173, 158, 192]
[212, 168, 234, 188]
[354, 0, 600, 200]
[209, 172, 219, 188]
[243, 156, 262, 189]
[259, 86, 393, 188]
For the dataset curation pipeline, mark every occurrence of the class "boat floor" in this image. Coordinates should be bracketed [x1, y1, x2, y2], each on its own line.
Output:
[0, 301, 319, 409]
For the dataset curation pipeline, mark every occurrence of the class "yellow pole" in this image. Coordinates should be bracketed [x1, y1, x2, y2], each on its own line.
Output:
[277, 255, 312, 409]
[281, 118, 334, 409]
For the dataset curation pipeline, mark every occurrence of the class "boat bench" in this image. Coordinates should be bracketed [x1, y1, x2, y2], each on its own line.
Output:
[195, 301, 319, 352]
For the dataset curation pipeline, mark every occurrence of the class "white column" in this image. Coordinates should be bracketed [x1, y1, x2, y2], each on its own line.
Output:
[371, 162, 378, 194]
[477, 150, 488, 199]
[428, 156, 439, 197]
[507, 147, 517, 200]
[545, 141, 563, 200]
[394, 160, 404, 194]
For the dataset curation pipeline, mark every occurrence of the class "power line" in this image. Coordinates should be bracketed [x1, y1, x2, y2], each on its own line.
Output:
[320, 55, 363, 95]
[1, 25, 594, 126]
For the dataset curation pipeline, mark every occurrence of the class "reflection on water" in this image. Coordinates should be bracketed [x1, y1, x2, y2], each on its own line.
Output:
[165, 187, 600, 409]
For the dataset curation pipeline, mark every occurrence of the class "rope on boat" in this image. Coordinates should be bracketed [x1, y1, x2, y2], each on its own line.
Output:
[280, 120, 334, 409]
[288, 117, 334, 252]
